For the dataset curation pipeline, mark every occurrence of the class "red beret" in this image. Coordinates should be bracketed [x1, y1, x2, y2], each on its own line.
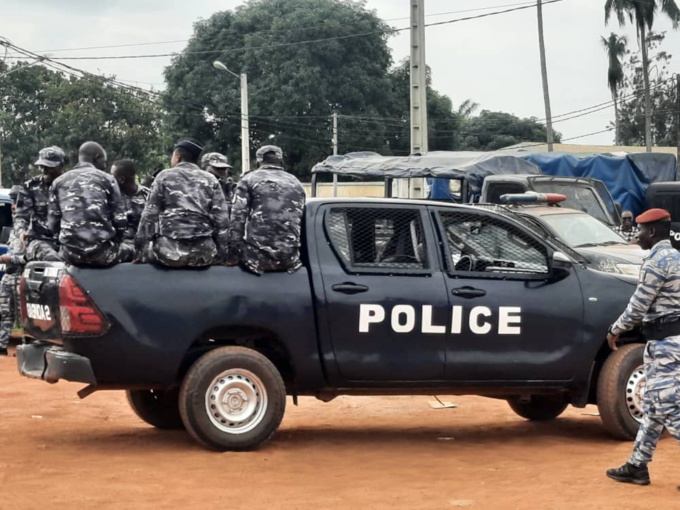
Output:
[636, 208, 671, 224]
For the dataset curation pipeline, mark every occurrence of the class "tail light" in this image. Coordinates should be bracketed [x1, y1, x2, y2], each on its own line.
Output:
[58, 275, 109, 335]
[19, 275, 28, 324]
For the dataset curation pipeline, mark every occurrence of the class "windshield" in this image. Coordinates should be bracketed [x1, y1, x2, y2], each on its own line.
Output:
[540, 213, 627, 247]
[531, 182, 610, 224]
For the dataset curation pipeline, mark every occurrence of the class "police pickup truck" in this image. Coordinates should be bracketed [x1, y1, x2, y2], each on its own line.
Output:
[17, 198, 645, 451]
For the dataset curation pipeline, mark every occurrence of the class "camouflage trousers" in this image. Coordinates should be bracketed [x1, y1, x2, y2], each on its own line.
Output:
[149, 236, 218, 268]
[60, 240, 123, 267]
[629, 337, 680, 467]
[26, 239, 61, 262]
[118, 240, 136, 264]
[0, 273, 19, 349]
[240, 244, 302, 276]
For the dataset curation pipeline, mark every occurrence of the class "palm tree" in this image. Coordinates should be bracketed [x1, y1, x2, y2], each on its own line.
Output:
[601, 33, 628, 145]
[537, 0, 554, 151]
[456, 99, 479, 120]
[605, 0, 680, 152]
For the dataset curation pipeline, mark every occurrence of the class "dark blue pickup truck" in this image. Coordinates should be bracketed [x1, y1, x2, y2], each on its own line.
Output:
[17, 198, 645, 451]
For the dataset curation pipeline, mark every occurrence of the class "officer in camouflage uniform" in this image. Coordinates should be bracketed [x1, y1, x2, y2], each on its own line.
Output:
[111, 159, 150, 262]
[48, 141, 128, 267]
[135, 138, 230, 267]
[606, 208, 680, 487]
[0, 186, 25, 356]
[201, 152, 236, 213]
[227, 145, 305, 275]
[14, 146, 66, 262]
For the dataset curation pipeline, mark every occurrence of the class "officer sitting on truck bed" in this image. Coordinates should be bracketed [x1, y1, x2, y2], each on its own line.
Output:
[135, 138, 231, 268]
[14, 146, 67, 262]
[227, 145, 305, 275]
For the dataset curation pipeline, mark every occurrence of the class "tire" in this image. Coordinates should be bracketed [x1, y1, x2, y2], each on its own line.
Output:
[597, 343, 645, 440]
[126, 389, 184, 430]
[179, 346, 286, 451]
[507, 395, 568, 421]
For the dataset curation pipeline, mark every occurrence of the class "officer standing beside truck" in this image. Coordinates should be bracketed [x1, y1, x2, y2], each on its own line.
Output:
[14, 146, 67, 262]
[605, 208, 680, 486]
[0, 186, 26, 356]
[227, 145, 305, 275]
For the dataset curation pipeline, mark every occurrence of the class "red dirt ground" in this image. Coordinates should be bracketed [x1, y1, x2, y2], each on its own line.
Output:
[1, 349, 678, 510]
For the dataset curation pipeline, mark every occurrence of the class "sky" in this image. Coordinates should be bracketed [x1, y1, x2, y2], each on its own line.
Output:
[1, 0, 679, 147]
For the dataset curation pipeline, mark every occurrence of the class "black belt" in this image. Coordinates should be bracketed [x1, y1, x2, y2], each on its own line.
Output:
[642, 319, 680, 340]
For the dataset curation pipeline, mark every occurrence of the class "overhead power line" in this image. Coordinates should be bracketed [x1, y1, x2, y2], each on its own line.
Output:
[27, 1, 539, 54]
[1, 0, 564, 61]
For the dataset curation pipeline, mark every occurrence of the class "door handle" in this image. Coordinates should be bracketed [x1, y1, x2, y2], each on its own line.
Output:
[332, 283, 369, 294]
[451, 286, 486, 299]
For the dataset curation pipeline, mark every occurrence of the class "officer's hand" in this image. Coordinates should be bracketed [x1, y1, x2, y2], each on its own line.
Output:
[607, 332, 619, 351]
[0, 254, 10, 264]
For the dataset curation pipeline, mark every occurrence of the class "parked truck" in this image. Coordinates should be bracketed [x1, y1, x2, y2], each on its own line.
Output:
[17, 197, 647, 451]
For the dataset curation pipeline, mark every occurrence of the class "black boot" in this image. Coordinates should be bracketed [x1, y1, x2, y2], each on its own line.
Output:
[606, 463, 650, 485]
[0, 347, 8, 356]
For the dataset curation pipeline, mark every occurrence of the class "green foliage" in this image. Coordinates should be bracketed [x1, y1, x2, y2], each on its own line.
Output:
[616, 32, 678, 146]
[163, 0, 465, 178]
[458, 110, 560, 151]
[0, 61, 168, 186]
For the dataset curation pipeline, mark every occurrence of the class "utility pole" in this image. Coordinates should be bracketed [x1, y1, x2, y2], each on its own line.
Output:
[537, 0, 554, 152]
[676, 74, 679, 170]
[213, 61, 250, 175]
[332, 112, 338, 197]
[409, 0, 428, 198]
[240, 72, 250, 175]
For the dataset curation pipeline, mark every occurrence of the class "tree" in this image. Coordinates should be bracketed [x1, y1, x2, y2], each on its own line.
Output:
[615, 31, 678, 147]
[379, 59, 461, 156]
[537, 0, 555, 151]
[601, 33, 628, 144]
[458, 110, 560, 151]
[0, 61, 168, 185]
[605, 0, 680, 152]
[164, 0, 398, 178]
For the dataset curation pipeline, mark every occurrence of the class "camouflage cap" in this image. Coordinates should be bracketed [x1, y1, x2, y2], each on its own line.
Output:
[256, 145, 283, 163]
[35, 146, 66, 168]
[201, 152, 232, 169]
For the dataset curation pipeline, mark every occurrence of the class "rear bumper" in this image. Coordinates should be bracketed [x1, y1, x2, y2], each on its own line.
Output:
[16, 342, 96, 385]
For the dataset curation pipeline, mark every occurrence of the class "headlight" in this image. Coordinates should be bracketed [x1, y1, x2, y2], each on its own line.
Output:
[616, 263, 641, 277]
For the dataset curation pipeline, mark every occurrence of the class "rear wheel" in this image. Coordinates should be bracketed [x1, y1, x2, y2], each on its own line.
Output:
[126, 389, 184, 430]
[179, 346, 286, 451]
[507, 395, 568, 421]
[597, 344, 645, 440]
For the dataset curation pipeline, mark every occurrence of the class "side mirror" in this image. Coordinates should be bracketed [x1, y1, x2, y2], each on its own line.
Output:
[550, 251, 572, 280]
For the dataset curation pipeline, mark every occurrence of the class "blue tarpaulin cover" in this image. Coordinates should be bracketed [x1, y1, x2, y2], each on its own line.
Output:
[520, 153, 678, 217]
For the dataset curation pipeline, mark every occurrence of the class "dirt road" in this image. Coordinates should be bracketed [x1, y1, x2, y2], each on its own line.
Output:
[1, 352, 678, 510]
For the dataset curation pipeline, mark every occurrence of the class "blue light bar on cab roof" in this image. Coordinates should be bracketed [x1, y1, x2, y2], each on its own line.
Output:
[500, 192, 567, 204]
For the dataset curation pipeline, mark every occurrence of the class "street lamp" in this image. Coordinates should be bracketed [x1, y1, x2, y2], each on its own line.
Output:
[213, 60, 250, 175]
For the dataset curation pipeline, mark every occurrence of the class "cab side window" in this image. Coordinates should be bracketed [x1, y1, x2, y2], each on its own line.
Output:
[438, 211, 548, 276]
[326, 207, 429, 273]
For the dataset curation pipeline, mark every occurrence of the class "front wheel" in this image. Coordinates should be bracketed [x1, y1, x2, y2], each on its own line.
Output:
[126, 389, 184, 430]
[507, 395, 568, 421]
[179, 346, 286, 451]
[597, 343, 645, 440]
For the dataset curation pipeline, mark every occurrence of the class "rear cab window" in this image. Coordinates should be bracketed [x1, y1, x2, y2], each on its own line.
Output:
[324, 205, 432, 275]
